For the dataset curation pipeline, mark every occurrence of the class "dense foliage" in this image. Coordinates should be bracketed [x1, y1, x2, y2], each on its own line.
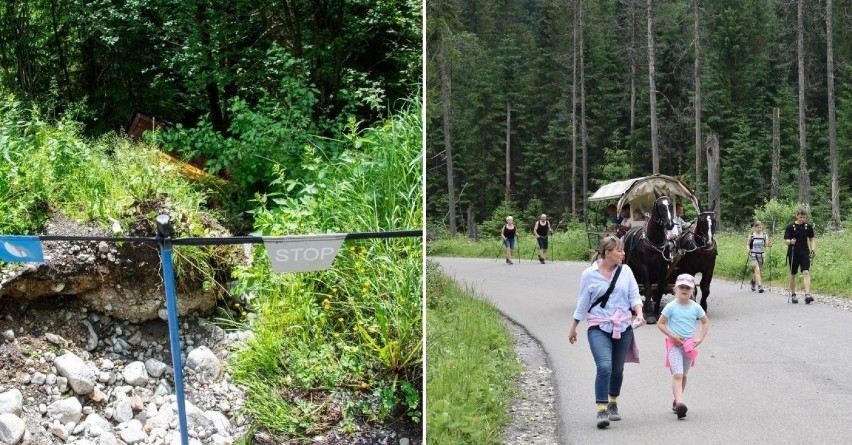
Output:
[228, 101, 423, 439]
[0, 0, 419, 133]
[1, 0, 420, 205]
[427, 0, 852, 231]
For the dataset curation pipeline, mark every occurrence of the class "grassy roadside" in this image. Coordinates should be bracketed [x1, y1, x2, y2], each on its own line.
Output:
[227, 100, 423, 440]
[425, 260, 522, 445]
[427, 229, 852, 298]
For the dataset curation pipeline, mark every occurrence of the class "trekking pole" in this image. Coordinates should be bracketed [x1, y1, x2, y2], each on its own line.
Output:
[494, 240, 504, 262]
[739, 252, 751, 290]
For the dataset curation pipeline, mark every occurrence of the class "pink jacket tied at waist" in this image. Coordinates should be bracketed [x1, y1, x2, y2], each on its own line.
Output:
[587, 309, 632, 338]
[587, 309, 640, 363]
[665, 336, 698, 369]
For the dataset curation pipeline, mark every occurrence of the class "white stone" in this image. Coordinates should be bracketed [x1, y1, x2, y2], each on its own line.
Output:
[49, 423, 69, 441]
[54, 353, 95, 395]
[118, 419, 147, 444]
[123, 361, 149, 387]
[204, 411, 231, 436]
[211, 433, 234, 445]
[30, 372, 46, 385]
[98, 431, 120, 445]
[185, 347, 220, 381]
[112, 396, 134, 423]
[144, 359, 169, 378]
[47, 397, 83, 424]
[0, 413, 26, 445]
[0, 389, 23, 416]
[84, 413, 111, 435]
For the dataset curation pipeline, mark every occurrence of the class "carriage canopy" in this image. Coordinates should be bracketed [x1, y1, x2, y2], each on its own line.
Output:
[589, 174, 699, 216]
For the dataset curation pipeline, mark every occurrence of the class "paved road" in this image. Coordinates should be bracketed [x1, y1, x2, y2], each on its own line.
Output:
[434, 257, 852, 444]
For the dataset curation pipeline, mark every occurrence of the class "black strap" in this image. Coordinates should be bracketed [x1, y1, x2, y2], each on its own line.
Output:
[589, 265, 622, 312]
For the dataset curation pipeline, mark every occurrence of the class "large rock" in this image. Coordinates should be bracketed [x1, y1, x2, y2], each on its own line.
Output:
[186, 347, 220, 380]
[123, 361, 149, 387]
[54, 353, 96, 395]
[0, 413, 26, 444]
[0, 389, 23, 416]
[47, 397, 83, 424]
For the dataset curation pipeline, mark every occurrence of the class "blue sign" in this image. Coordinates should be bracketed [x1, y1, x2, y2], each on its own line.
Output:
[0, 236, 45, 263]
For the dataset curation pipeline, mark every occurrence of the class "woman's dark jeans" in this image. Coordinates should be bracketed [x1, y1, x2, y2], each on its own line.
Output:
[587, 325, 633, 403]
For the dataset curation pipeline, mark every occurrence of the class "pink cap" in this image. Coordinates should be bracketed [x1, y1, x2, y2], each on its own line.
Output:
[675, 274, 695, 288]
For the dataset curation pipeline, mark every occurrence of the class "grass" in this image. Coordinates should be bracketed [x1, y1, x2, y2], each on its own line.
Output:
[428, 227, 852, 298]
[0, 94, 236, 285]
[425, 260, 522, 445]
[228, 99, 423, 440]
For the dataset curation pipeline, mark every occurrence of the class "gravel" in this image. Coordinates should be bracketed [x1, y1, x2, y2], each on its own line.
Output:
[501, 319, 559, 445]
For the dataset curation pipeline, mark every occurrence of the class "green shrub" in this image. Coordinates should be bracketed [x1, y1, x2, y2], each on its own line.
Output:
[229, 98, 423, 437]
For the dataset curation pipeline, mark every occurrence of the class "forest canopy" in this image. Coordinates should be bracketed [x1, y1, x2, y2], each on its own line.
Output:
[427, 0, 852, 233]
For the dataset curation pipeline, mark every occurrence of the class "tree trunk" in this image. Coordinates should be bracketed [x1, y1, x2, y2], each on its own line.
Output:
[771, 107, 780, 200]
[693, 0, 702, 198]
[826, 0, 841, 230]
[505, 101, 511, 201]
[571, 0, 578, 219]
[197, 3, 225, 132]
[647, 0, 659, 174]
[630, 0, 637, 152]
[466, 206, 477, 240]
[49, 0, 73, 101]
[706, 132, 721, 230]
[580, 0, 588, 221]
[439, 38, 458, 235]
[796, 0, 810, 205]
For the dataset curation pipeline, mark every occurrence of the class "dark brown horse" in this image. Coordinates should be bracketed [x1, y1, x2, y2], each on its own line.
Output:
[674, 209, 718, 311]
[622, 194, 676, 324]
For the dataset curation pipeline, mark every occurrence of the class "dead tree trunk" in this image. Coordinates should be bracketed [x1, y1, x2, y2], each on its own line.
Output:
[630, 0, 637, 153]
[466, 206, 477, 240]
[571, 0, 578, 219]
[505, 101, 511, 201]
[796, 0, 811, 205]
[771, 107, 780, 200]
[826, 0, 841, 230]
[647, 0, 660, 174]
[706, 132, 721, 230]
[439, 38, 458, 235]
[580, 0, 589, 221]
[693, 0, 702, 198]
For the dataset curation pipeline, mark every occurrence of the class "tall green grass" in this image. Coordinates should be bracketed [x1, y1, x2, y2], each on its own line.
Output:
[425, 260, 522, 445]
[229, 99, 423, 439]
[0, 94, 234, 285]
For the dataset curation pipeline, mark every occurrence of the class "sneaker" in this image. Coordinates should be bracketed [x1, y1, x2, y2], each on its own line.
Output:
[672, 400, 677, 412]
[674, 402, 688, 419]
[790, 293, 798, 304]
[751, 280, 756, 292]
[606, 402, 621, 421]
[758, 286, 764, 293]
[507, 259, 513, 265]
[506, 258, 510, 264]
[539, 256, 545, 264]
[805, 294, 814, 304]
[596, 410, 610, 428]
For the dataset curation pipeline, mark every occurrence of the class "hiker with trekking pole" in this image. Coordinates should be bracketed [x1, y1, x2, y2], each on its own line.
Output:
[533, 214, 553, 264]
[784, 209, 816, 304]
[746, 221, 770, 293]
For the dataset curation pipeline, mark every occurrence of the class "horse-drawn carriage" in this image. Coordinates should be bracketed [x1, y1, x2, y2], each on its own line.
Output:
[587, 175, 717, 323]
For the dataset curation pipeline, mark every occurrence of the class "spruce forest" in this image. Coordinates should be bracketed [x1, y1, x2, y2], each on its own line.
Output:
[426, 0, 852, 234]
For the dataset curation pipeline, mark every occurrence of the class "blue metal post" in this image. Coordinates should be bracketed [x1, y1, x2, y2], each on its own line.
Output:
[159, 240, 190, 445]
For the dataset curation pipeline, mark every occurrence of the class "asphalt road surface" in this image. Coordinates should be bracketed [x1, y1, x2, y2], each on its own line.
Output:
[434, 257, 852, 444]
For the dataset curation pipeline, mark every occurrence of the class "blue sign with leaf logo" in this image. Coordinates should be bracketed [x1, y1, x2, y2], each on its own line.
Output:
[0, 236, 45, 263]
